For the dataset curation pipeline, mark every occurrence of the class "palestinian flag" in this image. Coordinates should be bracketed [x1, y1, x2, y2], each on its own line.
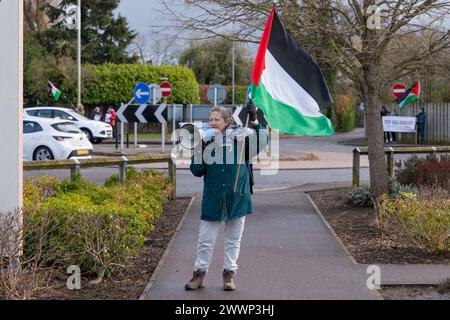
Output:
[48, 80, 62, 102]
[250, 6, 334, 136]
[396, 80, 421, 110]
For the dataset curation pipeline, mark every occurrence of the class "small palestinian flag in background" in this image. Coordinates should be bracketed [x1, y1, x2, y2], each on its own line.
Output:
[48, 80, 62, 102]
[250, 6, 334, 136]
[396, 80, 421, 110]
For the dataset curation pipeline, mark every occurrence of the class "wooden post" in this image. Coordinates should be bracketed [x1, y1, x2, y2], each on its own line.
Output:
[431, 146, 437, 160]
[168, 159, 176, 199]
[352, 148, 360, 186]
[387, 148, 394, 178]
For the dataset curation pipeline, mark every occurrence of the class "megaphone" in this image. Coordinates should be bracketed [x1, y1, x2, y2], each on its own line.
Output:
[175, 122, 254, 150]
[175, 122, 206, 150]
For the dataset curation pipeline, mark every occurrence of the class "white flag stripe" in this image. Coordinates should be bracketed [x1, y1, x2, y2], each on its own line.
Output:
[261, 50, 322, 118]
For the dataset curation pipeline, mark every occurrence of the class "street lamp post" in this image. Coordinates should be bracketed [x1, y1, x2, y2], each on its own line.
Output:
[232, 21, 235, 105]
[232, 40, 235, 105]
[77, 0, 81, 108]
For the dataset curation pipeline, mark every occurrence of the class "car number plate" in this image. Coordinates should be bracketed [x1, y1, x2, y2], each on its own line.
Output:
[77, 149, 89, 155]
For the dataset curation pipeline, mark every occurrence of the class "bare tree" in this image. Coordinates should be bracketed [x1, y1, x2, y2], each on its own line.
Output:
[129, 31, 180, 65]
[158, 0, 450, 196]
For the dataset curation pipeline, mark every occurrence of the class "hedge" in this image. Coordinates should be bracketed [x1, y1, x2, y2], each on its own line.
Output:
[44, 64, 200, 108]
[81, 64, 200, 106]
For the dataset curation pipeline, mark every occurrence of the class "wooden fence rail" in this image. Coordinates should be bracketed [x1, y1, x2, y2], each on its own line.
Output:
[23, 154, 176, 198]
[352, 146, 450, 186]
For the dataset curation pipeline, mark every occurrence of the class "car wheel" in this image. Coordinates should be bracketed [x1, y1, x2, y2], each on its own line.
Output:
[33, 146, 54, 161]
[81, 128, 93, 142]
[92, 138, 103, 144]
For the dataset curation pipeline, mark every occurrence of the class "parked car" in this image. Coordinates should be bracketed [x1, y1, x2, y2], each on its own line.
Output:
[24, 106, 113, 143]
[23, 116, 93, 161]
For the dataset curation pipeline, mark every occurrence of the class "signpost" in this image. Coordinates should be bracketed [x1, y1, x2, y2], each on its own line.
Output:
[149, 83, 162, 104]
[122, 83, 166, 149]
[134, 82, 151, 105]
[132, 83, 152, 147]
[160, 81, 173, 98]
[207, 84, 226, 106]
[247, 86, 252, 102]
[135, 104, 168, 124]
[117, 103, 167, 124]
[148, 83, 164, 150]
[392, 84, 406, 98]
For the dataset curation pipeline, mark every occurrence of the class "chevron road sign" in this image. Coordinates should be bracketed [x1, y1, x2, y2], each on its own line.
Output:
[117, 103, 167, 124]
[136, 104, 167, 124]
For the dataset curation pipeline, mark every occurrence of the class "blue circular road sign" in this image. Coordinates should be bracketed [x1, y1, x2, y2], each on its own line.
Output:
[134, 82, 151, 105]
[247, 86, 252, 102]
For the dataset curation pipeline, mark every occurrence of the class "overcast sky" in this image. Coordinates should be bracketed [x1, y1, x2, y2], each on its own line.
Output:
[116, 0, 174, 37]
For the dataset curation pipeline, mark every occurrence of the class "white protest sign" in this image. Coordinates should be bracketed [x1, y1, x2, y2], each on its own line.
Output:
[382, 116, 416, 133]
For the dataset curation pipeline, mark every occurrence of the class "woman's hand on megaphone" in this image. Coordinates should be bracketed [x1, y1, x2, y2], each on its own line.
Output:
[202, 127, 220, 141]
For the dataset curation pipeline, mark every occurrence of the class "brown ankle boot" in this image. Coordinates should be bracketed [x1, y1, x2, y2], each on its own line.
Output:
[223, 270, 236, 291]
[185, 270, 206, 290]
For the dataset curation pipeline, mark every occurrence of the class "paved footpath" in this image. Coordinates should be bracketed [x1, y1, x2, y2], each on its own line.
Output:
[142, 188, 382, 300]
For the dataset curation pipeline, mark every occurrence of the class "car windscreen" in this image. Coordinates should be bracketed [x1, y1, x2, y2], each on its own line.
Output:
[68, 110, 90, 121]
[51, 122, 81, 134]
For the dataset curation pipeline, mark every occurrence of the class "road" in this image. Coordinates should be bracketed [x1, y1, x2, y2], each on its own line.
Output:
[23, 128, 390, 195]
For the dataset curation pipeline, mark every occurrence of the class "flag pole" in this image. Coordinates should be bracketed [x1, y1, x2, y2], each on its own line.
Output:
[62, 94, 75, 108]
[233, 113, 249, 193]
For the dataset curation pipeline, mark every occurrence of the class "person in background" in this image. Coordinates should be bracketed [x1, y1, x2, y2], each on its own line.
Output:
[390, 110, 399, 143]
[91, 107, 103, 121]
[105, 106, 117, 138]
[76, 104, 85, 116]
[380, 106, 392, 143]
[416, 108, 427, 144]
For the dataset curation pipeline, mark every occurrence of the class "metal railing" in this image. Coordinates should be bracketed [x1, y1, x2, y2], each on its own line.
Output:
[352, 146, 450, 186]
[23, 154, 176, 198]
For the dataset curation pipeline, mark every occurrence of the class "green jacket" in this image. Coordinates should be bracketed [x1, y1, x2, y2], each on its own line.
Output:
[190, 123, 268, 221]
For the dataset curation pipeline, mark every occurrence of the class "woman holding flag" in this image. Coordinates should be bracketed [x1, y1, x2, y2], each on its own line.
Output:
[185, 102, 268, 291]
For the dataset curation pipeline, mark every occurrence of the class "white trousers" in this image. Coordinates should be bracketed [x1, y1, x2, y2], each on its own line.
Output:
[194, 216, 246, 273]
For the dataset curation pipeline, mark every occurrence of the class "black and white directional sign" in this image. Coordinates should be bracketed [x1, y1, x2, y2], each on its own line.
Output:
[232, 106, 267, 127]
[117, 103, 167, 123]
[136, 104, 167, 124]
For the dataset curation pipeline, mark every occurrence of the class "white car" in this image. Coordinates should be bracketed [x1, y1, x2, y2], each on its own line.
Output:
[24, 106, 113, 143]
[23, 116, 93, 161]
